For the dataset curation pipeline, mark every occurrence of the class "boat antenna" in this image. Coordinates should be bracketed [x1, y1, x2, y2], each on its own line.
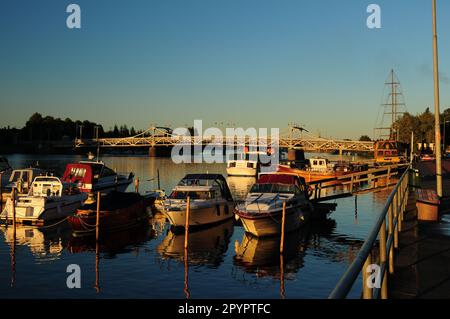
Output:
[157, 168, 161, 189]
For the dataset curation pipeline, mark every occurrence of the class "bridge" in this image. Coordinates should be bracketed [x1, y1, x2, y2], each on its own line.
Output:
[74, 126, 374, 153]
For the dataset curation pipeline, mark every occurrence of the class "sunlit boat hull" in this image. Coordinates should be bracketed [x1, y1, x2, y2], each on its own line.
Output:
[164, 202, 234, 228]
[236, 206, 310, 237]
[226, 166, 257, 177]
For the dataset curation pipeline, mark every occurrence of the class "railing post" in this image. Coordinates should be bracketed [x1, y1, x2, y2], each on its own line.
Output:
[393, 193, 399, 249]
[362, 253, 373, 299]
[388, 203, 394, 274]
[379, 219, 388, 299]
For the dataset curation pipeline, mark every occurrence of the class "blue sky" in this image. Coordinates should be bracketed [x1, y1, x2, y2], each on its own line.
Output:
[0, 0, 449, 139]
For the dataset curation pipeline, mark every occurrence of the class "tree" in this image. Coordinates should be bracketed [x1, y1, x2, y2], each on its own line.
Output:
[359, 135, 372, 141]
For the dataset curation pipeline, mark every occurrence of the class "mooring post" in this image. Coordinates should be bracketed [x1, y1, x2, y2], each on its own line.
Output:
[157, 168, 161, 190]
[135, 177, 140, 193]
[12, 187, 16, 229]
[280, 201, 286, 254]
[95, 240, 100, 293]
[280, 254, 285, 299]
[184, 196, 191, 250]
[96, 192, 101, 241]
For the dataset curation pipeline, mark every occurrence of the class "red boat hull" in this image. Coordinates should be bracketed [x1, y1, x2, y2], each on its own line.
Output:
[68, 193, 154, 235]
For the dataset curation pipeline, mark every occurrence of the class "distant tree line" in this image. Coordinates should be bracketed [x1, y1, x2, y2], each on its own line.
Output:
[393, 107, 450, 144]
[0, 113, 143, 144]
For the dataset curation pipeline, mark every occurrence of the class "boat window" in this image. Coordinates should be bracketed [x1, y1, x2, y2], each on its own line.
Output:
[22, 171, 29, 183]
[169, 191, 211, 200]
[11, 171, 21, 182]
[313, 160, 318, 166]
[101, 167, 116, 177]
[250, 183, 297, 194]
[69, 167, 86, 178]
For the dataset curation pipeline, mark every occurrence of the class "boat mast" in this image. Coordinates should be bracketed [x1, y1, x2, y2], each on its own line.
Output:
[374, 70, 406, 141]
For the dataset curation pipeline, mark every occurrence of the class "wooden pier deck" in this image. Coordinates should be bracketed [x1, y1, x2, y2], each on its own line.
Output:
[389, 160, 450, 298]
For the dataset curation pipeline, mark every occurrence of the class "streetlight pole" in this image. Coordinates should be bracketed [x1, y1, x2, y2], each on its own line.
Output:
[432, 0, 443, 197]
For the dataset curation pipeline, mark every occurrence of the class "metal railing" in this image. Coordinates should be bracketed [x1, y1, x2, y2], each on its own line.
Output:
[329, 166, 411, 299]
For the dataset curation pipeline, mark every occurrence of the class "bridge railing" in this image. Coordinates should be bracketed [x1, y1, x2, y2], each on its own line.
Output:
[328, 166, 411, 299]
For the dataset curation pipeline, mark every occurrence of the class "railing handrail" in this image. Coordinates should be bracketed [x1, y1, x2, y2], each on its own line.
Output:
[328, 166, 411, 299]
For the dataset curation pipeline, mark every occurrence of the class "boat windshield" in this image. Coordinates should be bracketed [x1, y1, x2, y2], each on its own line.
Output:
[249, 183, 299, 194]
[169, 190, 216, 200]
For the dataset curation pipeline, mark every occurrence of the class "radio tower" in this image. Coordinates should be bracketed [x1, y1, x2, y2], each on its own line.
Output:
[374, 70, 407, 141]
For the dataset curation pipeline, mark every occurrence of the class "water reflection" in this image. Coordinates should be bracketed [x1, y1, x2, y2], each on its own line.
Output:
[0, 224, 69, 262]
[67, 223, 155, 257]
[226, 176, 256, 202]
[157, 219, 234, 267]
[234, 228, 310, 279]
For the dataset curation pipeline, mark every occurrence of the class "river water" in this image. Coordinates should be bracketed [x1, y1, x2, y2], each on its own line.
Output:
[0, 154, 392, 299]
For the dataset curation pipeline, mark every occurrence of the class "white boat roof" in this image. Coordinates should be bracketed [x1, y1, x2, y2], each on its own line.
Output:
[173, 185, 217, 192]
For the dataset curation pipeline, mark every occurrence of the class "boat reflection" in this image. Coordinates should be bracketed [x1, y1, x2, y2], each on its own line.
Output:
[157, 219, 234, 267]
[0, 224, 69, 262]
[67, 223, 155, 257]
[226, 176, 256, 202]
[234, 228, 309, 279]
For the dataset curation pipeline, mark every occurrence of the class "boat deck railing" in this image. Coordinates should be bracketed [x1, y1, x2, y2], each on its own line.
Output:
[328, 166, 411, 299]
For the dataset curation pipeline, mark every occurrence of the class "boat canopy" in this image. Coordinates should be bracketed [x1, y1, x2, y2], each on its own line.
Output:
[178, 174, 233, 201]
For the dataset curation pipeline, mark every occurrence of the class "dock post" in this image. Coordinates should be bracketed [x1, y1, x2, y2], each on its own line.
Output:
[280, 201, 286, 254]
[184, 196, 191, 249]
[134, 177, 140, 193]
[388, 203, 394, 274]
[379, 219, 388, 299]
[349, 175, 354, 193]
[96, 192, 101, 241]
[362, 253, 373, 299]
[12, 187, 16, 229]
[157, 168, 161, 190]
[280, 254, 285, 299]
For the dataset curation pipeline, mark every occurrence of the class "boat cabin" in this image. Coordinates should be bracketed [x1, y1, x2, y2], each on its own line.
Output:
[308, 158, 332, 172]
[374, 140, 403, 163]
[170, 174, 233, 201]
[30, 176, 78, 197]
[5, 168, 46, 192]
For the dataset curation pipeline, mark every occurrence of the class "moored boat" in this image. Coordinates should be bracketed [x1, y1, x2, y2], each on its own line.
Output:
[163, 174, 235, 228]
[1, 167, 47, 203]
[62, 160, 134, 193]
[277, 157, 363, 186]
[0, 176, 87, 224]
[68, 191, 155, 236]
[235, 173, 312, 237]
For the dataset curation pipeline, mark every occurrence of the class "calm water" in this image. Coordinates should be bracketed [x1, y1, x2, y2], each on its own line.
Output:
[0, 154, 392, 299]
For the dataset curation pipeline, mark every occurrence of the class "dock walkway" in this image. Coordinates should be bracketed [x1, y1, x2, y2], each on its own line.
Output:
[390, 160, 450, 298]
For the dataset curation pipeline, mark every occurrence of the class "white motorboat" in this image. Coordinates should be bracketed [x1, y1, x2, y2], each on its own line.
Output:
[226, 151, 269, 177]
[163, 174, 235, 228]
[1, 167, 47, 203]
[0, 176, 87, 224]
[235, 173, 312, 237]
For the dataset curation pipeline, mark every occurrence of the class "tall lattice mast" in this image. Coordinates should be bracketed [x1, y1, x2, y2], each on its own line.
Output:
[374, 70, 407, 141]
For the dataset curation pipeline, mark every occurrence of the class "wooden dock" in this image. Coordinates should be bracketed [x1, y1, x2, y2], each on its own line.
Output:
[389, 160, 450, 298]
[310, 163, 408, 203]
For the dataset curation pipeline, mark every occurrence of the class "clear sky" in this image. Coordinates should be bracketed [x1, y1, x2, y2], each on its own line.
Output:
[0, 0, 449, 139]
